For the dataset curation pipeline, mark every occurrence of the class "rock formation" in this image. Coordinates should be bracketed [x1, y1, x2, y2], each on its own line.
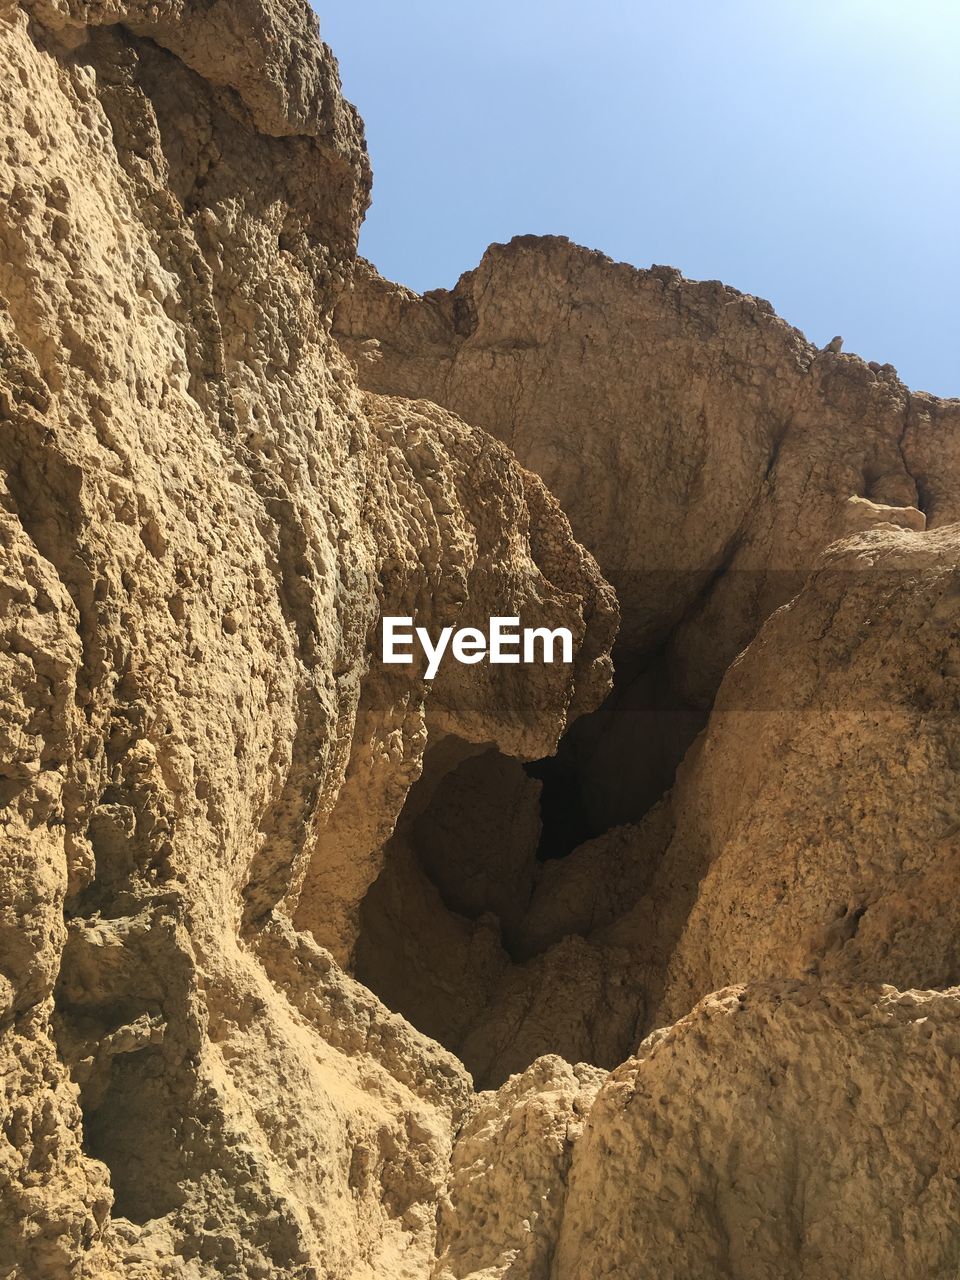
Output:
[2, 0, 960, 1275]
[0, 3, 613, 1272]
[554, 982, 960, 1280]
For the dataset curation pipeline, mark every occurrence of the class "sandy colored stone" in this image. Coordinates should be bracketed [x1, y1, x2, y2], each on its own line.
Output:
[655, 523, 960, 1023]
[513, 523, 960, 1047]
[334, 243, 942, 680]
[457, 934, 645, 1089]
[355, 834, 511, 1056]
[432, 1055, 603, 1280]
[0, 3, 614, 1274]
[291, 392, 616, 965]
[554, 982, 960, 1280]
[5, 0, 960, 1273]
[408, 748, 542, 947]
[335, 243, 960, 827]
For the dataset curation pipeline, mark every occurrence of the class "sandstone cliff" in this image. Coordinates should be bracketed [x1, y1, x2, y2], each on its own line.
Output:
[0, 3, 613, 1272]
[3, 0, 960, 1277]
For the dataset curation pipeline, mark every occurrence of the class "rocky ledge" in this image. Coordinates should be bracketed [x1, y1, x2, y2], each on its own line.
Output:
[2, 1, 959, 1277]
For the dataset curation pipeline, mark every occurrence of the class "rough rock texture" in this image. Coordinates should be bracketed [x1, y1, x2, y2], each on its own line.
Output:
[0, 3, 615, 1273]
[505, 523, 960, 1042]
[334, 244, 954, 674]
[555, 983, 960, 1280]
[334, 236, 960, 1097]
[335, 243, 959, 829]
[5, 0, 960, 1275]
[655, 525, 960, 1020]
[433, 1056, 603, 1280]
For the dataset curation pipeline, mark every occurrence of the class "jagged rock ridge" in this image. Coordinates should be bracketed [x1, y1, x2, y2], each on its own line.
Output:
[2, 0, 960, 1277]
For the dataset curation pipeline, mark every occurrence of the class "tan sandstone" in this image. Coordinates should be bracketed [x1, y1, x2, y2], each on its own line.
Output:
[3, 0, 960, 1276]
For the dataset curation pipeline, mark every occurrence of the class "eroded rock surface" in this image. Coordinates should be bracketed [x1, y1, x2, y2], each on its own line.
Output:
[555, 983, 960, 1280]
[335, 243, 960, 832]
[335, 244, 956, 675]
[4, 0, 960, 1275]
[433, 1055, 603, 1280]
[0, 2, 614, 1273]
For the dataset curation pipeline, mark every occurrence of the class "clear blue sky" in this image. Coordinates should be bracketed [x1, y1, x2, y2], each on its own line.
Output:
[317, 2, 959, 397]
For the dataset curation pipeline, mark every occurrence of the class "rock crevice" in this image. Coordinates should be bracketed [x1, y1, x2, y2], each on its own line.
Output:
[3, 0, 960, 1276]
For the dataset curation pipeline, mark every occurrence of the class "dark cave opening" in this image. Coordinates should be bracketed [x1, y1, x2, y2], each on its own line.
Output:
[53, 887, 193, 1225]
[352, 644, 709, 1084]
[525, 643, 708, 862]
[80, 1045, 189, 1224]
[524, 753, 598, 862]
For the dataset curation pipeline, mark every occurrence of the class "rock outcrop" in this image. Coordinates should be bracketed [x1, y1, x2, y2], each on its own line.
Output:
[334, 243, 957, 678]
[335, 244, 959, 832]
[554, 982, 960, 1280]
[0, 3, 614, 1273]
[3, 0, 960, 1276]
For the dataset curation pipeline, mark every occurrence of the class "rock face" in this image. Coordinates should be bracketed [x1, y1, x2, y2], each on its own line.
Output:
[555, 983, 960, 1280]
[0, 3, 614, 1273]
[434, 1055, 604, 1280]
[3, 0, 960, 1276]
[334, 242, 960, 841]
[656, 525, 960, 1023]
[334, 244, 951, 676]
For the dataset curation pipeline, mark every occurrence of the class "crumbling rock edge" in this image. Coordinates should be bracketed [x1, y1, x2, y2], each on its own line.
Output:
[2, 0, 960, 1276]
